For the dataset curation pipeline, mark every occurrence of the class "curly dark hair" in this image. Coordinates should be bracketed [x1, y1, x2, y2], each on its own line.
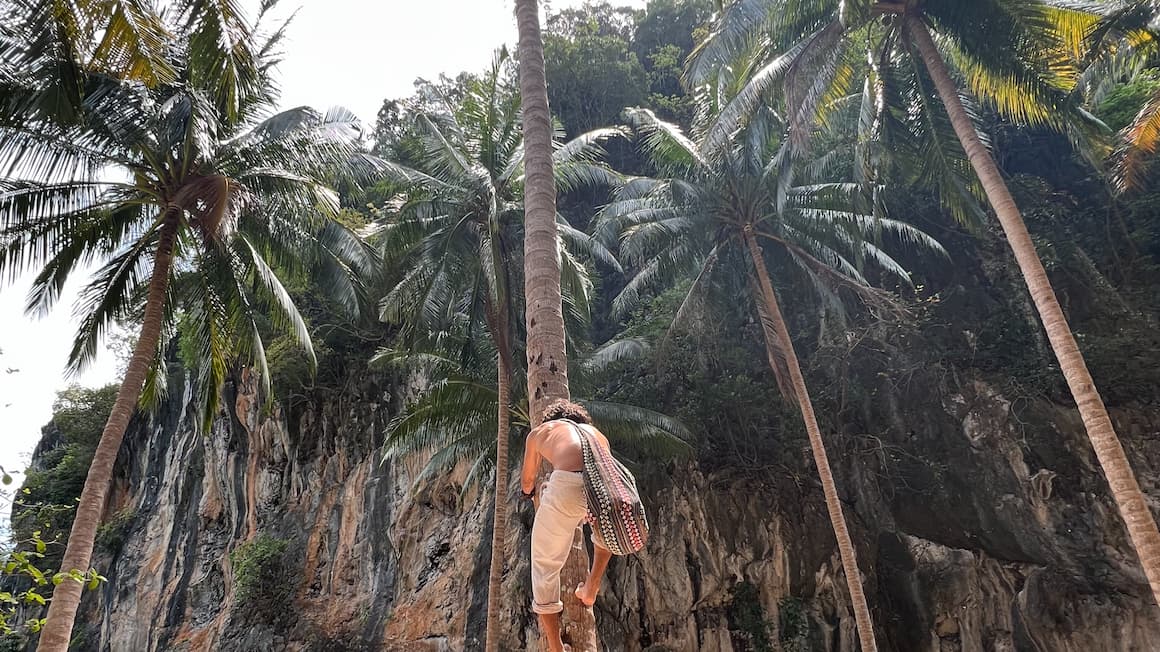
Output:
[541, 399, 592, 425]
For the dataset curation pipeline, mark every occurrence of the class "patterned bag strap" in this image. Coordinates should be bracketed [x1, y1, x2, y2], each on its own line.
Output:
[561, 419, 593, 455]
[562, 419, 599, 525]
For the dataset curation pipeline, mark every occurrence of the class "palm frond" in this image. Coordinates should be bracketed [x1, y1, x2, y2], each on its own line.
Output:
[625, 107, 707, 170]
[583, 337, 651, 373]
[181, 0, 265, 124]
[89, 0, 177, 86]
[553, 126, 630, 164]
[1116, 83, 1160, 190]
[580, 400, 694, 459]
[382, 378, 499, 461]
[25, 201, 149, 316]
[557, 218, 622, 273]
[66, 225, 160, 375]
[238, 235, 316, 368]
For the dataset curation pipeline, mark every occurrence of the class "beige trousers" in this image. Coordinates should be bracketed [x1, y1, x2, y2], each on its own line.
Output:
[531, 470, 588, 614]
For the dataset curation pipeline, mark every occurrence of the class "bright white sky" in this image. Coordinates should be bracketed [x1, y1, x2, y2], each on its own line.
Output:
[0, 0, 646, 516]
[270, 0, 646, 126]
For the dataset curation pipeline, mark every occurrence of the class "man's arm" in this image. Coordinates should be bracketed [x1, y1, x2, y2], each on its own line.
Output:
[520, 424, 545, 495]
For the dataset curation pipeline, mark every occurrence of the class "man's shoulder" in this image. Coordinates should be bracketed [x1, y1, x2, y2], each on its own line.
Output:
[535, 419, 603, 437]
[529, 419, 567, 439]
[541, 418, 574, 428]
[568, 421, 609, 443]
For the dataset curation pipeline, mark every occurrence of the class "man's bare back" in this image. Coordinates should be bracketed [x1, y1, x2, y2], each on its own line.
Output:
[524, 420, 611, 475]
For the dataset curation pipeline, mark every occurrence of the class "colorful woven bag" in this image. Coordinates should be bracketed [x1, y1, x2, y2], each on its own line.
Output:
[565, 420, 649, 556]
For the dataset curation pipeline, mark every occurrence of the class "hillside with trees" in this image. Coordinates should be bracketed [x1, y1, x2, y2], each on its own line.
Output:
[4, 1, 1160, 650]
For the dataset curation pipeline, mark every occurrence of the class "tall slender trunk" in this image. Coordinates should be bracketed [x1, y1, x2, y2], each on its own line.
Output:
[484, 167, 516, 652]
[485, 319, 514, 651]
[515, 0, 570, 419]
[744, 228, 878, 652]
[907, 16, 1160, 611]
[514, 2, 595, 650]
[37, 217, 179, 652]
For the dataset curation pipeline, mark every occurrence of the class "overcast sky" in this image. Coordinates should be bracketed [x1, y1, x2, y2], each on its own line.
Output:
[0, 0, 646, 517]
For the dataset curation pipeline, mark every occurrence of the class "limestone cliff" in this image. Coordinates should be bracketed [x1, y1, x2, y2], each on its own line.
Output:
[57, 350, 1160, 650]
[27, 209, 1160, 651]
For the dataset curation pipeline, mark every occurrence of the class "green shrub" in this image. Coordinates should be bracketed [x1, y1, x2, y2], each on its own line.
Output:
[8, 502, 74, 571]
[267, 335, 325, 401]
[0, 632, 27, 652]
[95, 508, 137, 553]
[727, 582, 773, 652]
[229, 534, 292, 623]
[11, 385, 118, 575]
[778, 597, 811, 652]
[0, 531, 104, 642]
[50, 386, 117, 447]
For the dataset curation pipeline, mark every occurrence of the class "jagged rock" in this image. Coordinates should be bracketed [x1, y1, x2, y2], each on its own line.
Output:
[53, 368, 1160, 651]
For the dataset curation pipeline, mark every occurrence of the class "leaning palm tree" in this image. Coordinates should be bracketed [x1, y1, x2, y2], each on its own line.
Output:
[0, 4, 377, 649]
[371, 48, 620, 652]
[602, 99, 946, 651]
[690, 0, 1160, 612]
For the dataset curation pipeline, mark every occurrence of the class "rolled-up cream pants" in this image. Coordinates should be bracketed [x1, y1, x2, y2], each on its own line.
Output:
[531, 470, 588, 614]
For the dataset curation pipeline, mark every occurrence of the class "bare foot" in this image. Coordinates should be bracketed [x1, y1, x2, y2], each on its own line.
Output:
[574, 582, 597, 607]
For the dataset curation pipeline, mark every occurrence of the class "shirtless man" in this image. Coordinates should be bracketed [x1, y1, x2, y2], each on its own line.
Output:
[521, 399, 613, 652]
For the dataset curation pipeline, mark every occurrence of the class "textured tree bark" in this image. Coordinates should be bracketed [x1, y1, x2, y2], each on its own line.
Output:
[744, 228, 879, 652]
[907, 15, 1160, 611]
[514, 1, 596, 650]
[37, 218, 179, 652]
[482, 235, 515, 645]
[515, 0, 571, 420]
[484, 326, 513, 651]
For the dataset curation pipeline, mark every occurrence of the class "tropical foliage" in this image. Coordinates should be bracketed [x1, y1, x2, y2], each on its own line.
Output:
[377, 344, 692, 496]
[1, 0, 377, 424]
[368, 48, 686, 651]
[599, 74, 944, 645]
[1, 0, 380, 647]
[7, 0, 1160, 650]
[684, 0, 1160, 620]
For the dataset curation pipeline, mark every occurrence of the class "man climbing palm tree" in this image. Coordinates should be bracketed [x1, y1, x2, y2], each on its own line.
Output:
[521, 400, 618, 652]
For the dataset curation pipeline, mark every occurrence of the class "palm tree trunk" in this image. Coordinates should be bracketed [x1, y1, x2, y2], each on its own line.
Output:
[515, 0, 570, 419]
[514, 2, 596, 650]
[907, 16, 1160, 611]
[744, 228, 878, 652]
[37, 217, 179, 652]
[485, 335, 513, 651]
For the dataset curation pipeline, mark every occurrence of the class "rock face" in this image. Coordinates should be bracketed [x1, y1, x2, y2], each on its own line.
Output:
[62, 345, 1160, 652]
[46, 218, 1160, 651]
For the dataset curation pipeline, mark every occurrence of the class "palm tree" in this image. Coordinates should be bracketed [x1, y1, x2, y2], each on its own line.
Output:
[513, 0, 601, 646]
[514, 0, 573, 420]
[1077, 1, 1160, 190]
[602, 96, 946, 650]
[690, 0, 1160, 612]
[371, 49, 621, 652]
[0, 4, 377, 649]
